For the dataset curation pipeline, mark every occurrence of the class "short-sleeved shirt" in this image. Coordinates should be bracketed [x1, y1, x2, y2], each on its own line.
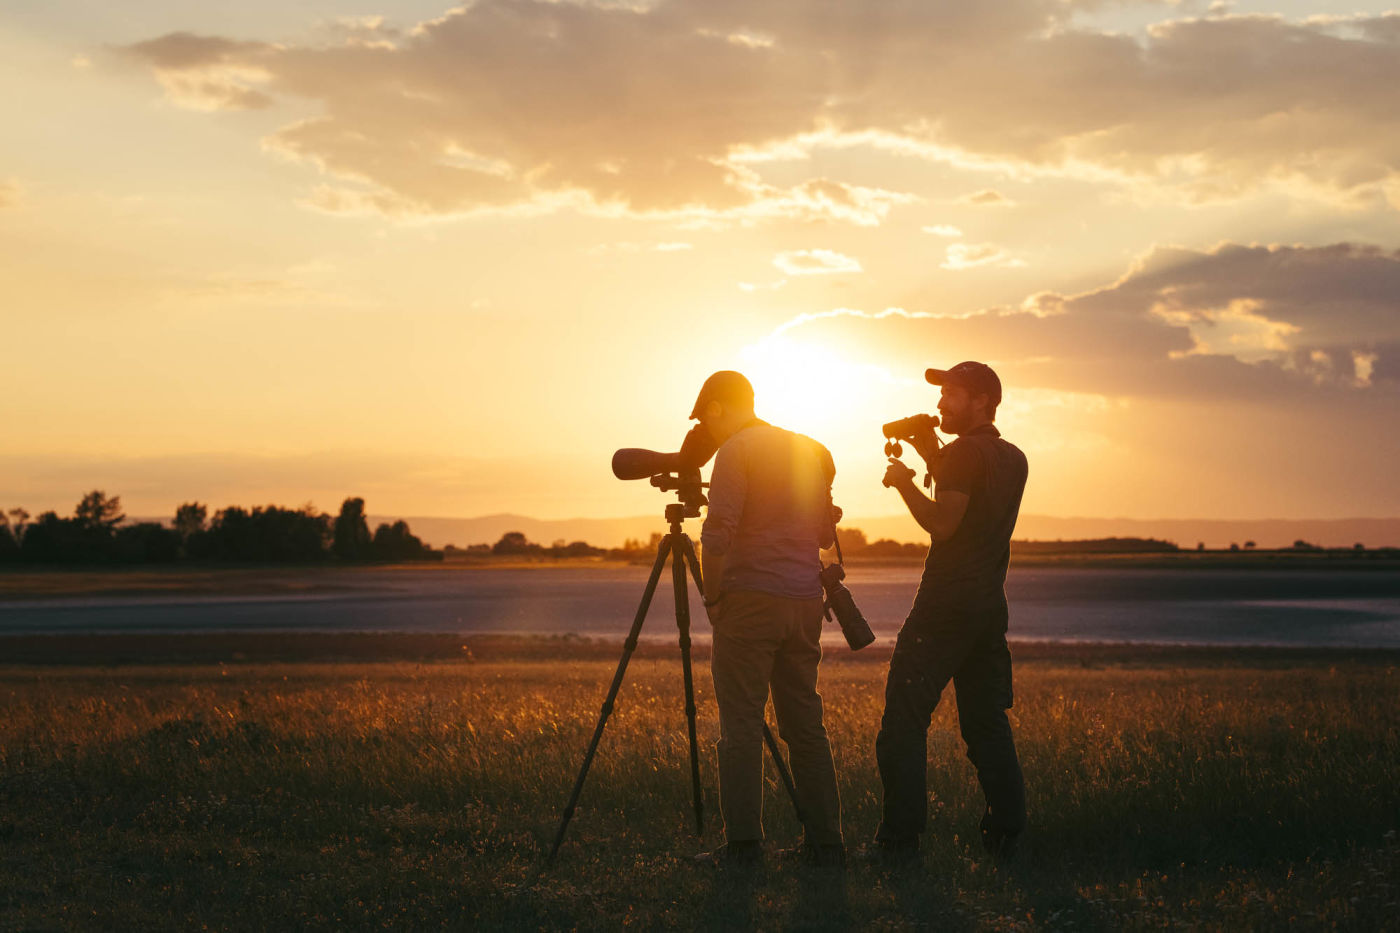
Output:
[700, 420, 835, 599]
[915, 423, 1028, 612]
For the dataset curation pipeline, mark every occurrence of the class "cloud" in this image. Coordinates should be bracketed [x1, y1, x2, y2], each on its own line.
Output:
[923, 224, 963, 237]
[0, 179, 20, 208]
[769, 242, 1400, 400]
[125, 32, 276, 111]
[773, 249, 862, 275]
[942, 243, 1025, 270]
[961, 189, 1013, 207]
[122, 4, 1400, 215]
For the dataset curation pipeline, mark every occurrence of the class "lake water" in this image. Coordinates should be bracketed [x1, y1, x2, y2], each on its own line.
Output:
[3, 564, 1400, 648]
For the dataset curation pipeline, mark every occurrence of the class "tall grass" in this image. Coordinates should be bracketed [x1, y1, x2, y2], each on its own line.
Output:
[2, 655, 1397, 930]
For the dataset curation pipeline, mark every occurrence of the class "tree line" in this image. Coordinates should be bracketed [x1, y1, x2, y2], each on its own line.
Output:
[448, 530, 635, 561]
[0, 492, 438, 565]
[449, 528, 1195, 563]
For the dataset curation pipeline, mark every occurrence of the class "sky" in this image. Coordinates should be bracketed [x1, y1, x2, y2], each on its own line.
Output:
[2, 0, 1398, 526]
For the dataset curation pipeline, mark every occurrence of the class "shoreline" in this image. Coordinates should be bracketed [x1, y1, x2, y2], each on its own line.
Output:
[3, 630, 1399, 667]
[3, 551, 1398, 600]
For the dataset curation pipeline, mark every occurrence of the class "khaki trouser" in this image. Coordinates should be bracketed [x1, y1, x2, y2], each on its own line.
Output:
[711, 589, 843, 846]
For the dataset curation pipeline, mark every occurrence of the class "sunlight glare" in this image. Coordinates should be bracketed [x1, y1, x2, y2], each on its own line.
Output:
[738, 335, 896, 444]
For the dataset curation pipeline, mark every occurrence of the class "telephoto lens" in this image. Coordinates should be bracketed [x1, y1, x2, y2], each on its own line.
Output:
[819, 563, 876, 650]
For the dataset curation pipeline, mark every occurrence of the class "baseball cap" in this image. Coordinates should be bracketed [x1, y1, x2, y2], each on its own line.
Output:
[689, 370, 754, 419]
[925, 361, 1002, 407]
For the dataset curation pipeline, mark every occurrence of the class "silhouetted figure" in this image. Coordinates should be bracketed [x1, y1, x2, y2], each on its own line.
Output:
[693, 370, 845, 869]
[874, 362, 1028, 862]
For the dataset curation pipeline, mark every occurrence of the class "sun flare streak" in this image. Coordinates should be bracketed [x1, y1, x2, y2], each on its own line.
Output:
[738, 335, 897, 442]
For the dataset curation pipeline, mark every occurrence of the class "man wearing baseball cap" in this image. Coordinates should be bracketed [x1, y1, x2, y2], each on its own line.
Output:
[689, 370, 846, 869]
[872, 361, 1028, 863]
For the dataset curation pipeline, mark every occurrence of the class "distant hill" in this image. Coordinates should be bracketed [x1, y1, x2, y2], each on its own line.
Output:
[368, 512, 1400, 551]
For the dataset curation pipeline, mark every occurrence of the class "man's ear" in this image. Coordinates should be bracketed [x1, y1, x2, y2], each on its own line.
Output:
[705, 400, 723, 421]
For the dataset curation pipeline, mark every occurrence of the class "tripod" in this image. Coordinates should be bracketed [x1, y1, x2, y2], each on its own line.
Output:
[548, 501, 804, 864]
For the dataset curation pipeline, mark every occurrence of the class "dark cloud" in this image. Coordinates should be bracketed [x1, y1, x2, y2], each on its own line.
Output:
[122, 3, 1400, 215]
[124, 32, 277, 110]
[778, 242, 1400, 400]
[962, 189, 1013, 206]
[124, 32, 274, 70]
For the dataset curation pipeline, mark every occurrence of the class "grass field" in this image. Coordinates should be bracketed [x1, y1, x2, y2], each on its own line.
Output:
[2, 637, 1397, 930]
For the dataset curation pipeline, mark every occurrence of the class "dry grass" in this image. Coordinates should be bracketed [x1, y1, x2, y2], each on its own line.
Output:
[1, 647, 1397, 930]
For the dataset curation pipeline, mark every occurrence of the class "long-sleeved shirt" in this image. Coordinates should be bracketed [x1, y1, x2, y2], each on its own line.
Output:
[700, 420, 835, 599]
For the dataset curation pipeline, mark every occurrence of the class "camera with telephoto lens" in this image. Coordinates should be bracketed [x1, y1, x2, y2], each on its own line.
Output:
[820, 562, 875, 650]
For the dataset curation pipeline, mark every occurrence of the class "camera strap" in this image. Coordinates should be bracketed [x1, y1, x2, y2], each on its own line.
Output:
[923, 434, 943, 492]
[829, 507, 845, 566]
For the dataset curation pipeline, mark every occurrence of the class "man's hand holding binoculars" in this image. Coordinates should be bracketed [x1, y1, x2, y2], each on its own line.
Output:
[883, 413, 941, 466]
[882, 412, 941, 491]
[882, 458, 917, 490]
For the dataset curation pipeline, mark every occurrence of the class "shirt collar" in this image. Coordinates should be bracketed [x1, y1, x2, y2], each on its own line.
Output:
[967, 422, 1000, 438]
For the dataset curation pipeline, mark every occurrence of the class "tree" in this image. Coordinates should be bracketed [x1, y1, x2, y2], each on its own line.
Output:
[19, 511, 86, 562]
[174, 502, 208, 541]
[493, 531, 535, 555]
[0, 512, 17, 560]
[114, 523, 180, 563]
[333, 497, 373, 561]
[1244, 540, 1257, 549]
[550, 539, 604, 558]
[835, 527, 868, 553]
[204, 505, 331, 562]
[74, 490, 123, 535]
[372, 520, 429, 561]
[7, 508, 29, 543]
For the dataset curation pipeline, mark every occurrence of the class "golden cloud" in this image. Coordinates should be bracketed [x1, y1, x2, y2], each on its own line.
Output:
[773, 249, 862, 275]
[942, 243, 1025, 270]
[122, 4, 1400, 216]
[769, 242, 1400, 399]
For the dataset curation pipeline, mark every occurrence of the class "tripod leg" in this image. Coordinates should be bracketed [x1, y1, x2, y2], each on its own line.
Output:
[547, 537, 672, 865]
[671, 532, 705, 836]
[761, 721, 806, 826]
[677, 537, 805, 826]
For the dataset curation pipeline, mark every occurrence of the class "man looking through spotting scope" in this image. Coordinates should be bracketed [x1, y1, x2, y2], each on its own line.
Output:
[873, 361, 1028, 863]
[692, 370, 845, 868]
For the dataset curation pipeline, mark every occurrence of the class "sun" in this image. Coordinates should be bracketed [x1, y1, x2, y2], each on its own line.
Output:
[737, 334, 891, 443]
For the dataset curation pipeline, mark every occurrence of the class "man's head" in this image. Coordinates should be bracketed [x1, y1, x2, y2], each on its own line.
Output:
[926, 361, 1001, 435]
[690, 370, 755, 444]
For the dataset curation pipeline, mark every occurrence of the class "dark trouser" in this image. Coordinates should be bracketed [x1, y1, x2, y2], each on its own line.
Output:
[874, 605, 1025, 845]
[711, 589, 843, 846]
